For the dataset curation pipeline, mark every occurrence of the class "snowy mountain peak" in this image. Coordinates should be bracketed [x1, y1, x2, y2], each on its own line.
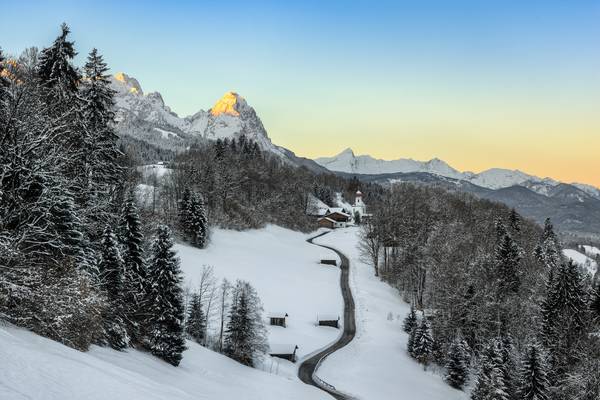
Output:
[113, 72, 143, 96]
[210, 91, 246, 117]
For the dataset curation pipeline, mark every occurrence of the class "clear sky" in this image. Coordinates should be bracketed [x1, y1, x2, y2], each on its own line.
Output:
[2, 0, 599, 185]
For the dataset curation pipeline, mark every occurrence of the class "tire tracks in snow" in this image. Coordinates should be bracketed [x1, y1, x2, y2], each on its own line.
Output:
[298, 231, 357, 400]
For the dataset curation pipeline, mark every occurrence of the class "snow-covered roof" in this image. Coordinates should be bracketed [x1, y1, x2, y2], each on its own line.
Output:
[267, 312, 288, 319]
[326, 208, 350, 217]
[269, 344, 298, 355]
[317, 314, 340, 321]
[317, 217, 336, 223]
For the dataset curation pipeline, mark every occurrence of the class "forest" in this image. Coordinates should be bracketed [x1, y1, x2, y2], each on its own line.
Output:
[361, 183, 600, 399]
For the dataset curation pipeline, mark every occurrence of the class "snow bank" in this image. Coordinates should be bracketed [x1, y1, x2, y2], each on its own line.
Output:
[313, 228, 466, 400]
[0, 323, 328, 400]
[175, 226, 344, 363]
[583, 245, 600, 257]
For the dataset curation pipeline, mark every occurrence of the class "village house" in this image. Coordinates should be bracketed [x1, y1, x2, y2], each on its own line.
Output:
[268, 312, 288, 328]
[269, 344, 299, 363]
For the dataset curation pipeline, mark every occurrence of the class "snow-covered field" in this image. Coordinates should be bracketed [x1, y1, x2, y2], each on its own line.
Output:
[0, 323, 328, 400]
[563, 248, 598, 276]
[175, 226, 343, 369]
[313, 228, 466, 400]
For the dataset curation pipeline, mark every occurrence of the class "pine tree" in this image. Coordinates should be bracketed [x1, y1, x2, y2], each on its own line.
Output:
[189, 192, 208, 248]
[540, 260, 587, 383]
[98, 226, 128, 350]
[411, 317, 434, 366]
[118, 193, 146, 340]
[495, 230, 522, 297]
[178, 188, 192, 236]
[186, 292, 207, 345]
[509, 209, 521, 235]
[471, 339, 511, 400]
[144, 225, 186, 366]
[403, 307, 418, 334]
[446, 337, 470, 390]
[517, 343, 549, 400]
[79, 48, 121, 203]
[37, 23, 80, 101]
[407, 325, 417, 356]
[223, 281, 268, 367]
[535, 219, 561, 272]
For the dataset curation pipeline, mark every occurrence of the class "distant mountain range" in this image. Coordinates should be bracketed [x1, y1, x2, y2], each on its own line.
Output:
[110, 73, 600, 237]
[315, 148, 600, 199]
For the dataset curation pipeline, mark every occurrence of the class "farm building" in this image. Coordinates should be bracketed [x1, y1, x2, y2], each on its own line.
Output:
[269, 344, 299, 362]
[268, 312, 288, 328]
[317, 217, 346, 229]
[318, 208, 351, 229]
[317, 314, 340, 328]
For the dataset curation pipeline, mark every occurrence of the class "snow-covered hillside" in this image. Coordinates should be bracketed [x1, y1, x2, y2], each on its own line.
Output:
[175, 226, 344, 365]
[0, 324, 328, 400]
[313, 228, 466, 400]
[563, 248, 598, 276]
[314, 148, 599, 197]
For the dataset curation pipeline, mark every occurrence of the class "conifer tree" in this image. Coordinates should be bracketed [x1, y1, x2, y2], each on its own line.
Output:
[144, 225, 186, 366]
[178, 188, 192, 235]
[540, 260, 587, 383]
[446, 337, 470, 390]
[407, 325, 417, 356]
[118, 193, 146, 339]
[535, 219, 561, 272]
[471, 339, 511, 400]
[403, 307, 418, 334]
[412, 317, 434, 366]
[509, 208, 521, 235]
[98, 226, 128, 350]
[186, 292, 207, 345]
[517, 343, 549, 400]
[223, 281, 267, 367]
[79, 48, 121, 201]
[189, 192, 208, 248]
[495, 229, 522, 297]
[37, 23, 80, 101]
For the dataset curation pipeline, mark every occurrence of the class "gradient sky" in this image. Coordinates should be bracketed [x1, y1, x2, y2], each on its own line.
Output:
[2, 1, 599, 185]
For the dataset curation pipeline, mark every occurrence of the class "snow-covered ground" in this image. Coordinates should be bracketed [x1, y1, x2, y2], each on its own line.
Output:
[0, 323, 328, 400]
[582, 245, 600, 257]
[313, 227, 466, 400]
[563, 248, 598, 276]
[175, 226, 343, 372]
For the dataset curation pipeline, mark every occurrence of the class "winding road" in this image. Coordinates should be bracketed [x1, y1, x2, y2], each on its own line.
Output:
[298, 231, 356, 400]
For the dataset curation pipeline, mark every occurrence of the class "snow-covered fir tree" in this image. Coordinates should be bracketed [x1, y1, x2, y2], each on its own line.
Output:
[517, 343, 549, 400]
[445, 337, 470, 390]
[534, 218, 561, 272]
[540, 260, 587, 384]
[143, 225, 186, 366]
[403, 307, 418, 334]
[495, 223, 522, 297]
[178, 189, 208, 248]
[98, 226, 128, 350]
[78, 48, 121, 215]
[223, 281, 268, 367]
[471, 339, 511, 400]
[411, 316, 434, 366]
[185, 292, 207, 345]
[118, 193, 146, 339]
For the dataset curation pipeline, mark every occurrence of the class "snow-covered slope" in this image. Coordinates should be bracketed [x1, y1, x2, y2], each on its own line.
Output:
[314, 148, 599, 196]
[110, 73, 287, 158]
[175, 226, 343, 365]
[0, 324, 328, 400]
[313, 228, 466, 400]
[562, 249, 598, 276]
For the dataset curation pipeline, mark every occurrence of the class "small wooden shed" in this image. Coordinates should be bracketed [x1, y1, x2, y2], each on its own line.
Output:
[317, 217, 336, 229]
[268, 312, 288, 328]
[269, 344, 299, 362]
[320, 258, 337, 266]
[317, 314, 340, 329]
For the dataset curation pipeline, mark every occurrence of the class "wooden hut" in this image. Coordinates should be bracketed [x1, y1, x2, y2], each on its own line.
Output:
[268, 312, 288, 328]
[269, 344, 299, 362]
[317, 314, 340, 328]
